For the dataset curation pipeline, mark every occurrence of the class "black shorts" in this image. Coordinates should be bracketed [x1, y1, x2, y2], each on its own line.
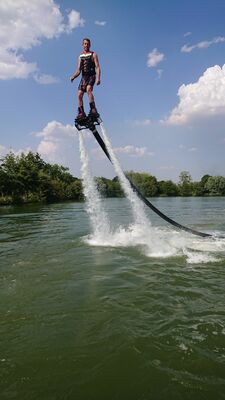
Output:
[78, 74, 96, 92]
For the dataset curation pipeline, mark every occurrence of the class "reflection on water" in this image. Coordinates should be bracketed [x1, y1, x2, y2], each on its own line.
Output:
[0, 198, 225, 399]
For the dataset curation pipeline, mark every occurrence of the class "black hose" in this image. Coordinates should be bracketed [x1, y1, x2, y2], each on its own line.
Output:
[90, 125, 224, 239]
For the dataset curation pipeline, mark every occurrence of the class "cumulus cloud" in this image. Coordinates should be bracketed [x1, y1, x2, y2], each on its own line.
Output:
[95, 20, 107, 26]
[147, 48, 165, 68]
[34, 120, 78, 164]
[181, 36, 225, 53]
[0, 1, 84, 81]
[164, 64, 225, 125]
[67, 10, 85, 31]
[35, 120, 75, 139]
[0, 49, 37, 80]
[37, 140, 59, 160]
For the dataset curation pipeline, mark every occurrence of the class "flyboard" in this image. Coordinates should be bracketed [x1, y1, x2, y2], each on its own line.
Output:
[75, 113, 224, 239]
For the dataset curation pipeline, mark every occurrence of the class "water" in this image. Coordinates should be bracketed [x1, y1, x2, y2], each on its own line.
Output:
[1, 198, 225, 400]
[79, 132, 110, 240]
[100, 123, 149, 227]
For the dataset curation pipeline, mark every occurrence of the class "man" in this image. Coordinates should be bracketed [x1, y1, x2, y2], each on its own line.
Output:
[70, 38, 101, 120]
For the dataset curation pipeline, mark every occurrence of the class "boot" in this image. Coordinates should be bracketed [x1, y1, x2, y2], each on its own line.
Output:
[76, 106, 86, 120]
[89, 101, 99, 117]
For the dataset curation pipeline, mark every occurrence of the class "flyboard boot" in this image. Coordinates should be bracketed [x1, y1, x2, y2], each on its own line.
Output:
[88, 101, 99, 122]
[75, 103, 101, 131]
[76, 105, 86, 121]
[75, 105, 87, 130]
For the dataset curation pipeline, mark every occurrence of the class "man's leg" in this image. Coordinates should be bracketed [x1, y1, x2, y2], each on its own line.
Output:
[78, 90, 84, 107]
[87, 85, 98, 115]
[77, 90, 86, 118]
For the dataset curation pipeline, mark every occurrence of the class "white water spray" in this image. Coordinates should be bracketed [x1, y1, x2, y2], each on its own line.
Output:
[79, 132, 110, 239]
[100, 123, 149, 227]
[78, 125, 225, 264]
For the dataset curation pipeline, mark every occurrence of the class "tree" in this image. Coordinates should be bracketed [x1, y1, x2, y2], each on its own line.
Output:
[205, 176, 225, 196]
[0, 151, 82, 204]
[178, 171, 192, 196]
[200, 174, 211, 195]
[125, 171, 159, 197]
[67, 180, 84, 200]
[158, 180, 179, 196]
[191, 181, 205, 196]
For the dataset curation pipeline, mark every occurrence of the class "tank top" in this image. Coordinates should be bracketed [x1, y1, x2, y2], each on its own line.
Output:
[79, 52, 96, 76]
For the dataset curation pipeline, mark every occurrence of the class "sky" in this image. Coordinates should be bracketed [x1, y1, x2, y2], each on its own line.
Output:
[0, 0, 225, 182]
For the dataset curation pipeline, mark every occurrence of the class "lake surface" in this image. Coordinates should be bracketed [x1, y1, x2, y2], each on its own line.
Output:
[1, 197, 225, 399]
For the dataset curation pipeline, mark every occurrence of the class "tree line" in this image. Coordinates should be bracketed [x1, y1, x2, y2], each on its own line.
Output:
[0, 152, 225, 205]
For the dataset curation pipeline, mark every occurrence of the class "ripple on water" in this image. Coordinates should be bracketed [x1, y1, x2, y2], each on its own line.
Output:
[0, 200, 225, 399]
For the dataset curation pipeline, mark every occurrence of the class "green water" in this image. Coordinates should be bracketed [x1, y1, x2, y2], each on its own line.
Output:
[1, 198, 225, 400]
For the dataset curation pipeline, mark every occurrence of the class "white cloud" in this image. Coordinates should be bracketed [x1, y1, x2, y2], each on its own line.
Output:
[134, 119, 152, 126]
[114, 145, 154, 157]
[95, 20, 107, 26]
[0, 49, 37, 80]
[37, 140, 58, 161]
[184, 32, 192, 37]
[181, 36, 225, 53]
[165, 64, 225, 125]
[91, 145, 154, 159]
[157, 69, 163, 79]
[179, 144, 197, 152]
[67, 10, 85, 32]
[34, 73, 59, 84]
[0, 145, 8, 157]
[34, 120, 77, 164]
[0, 1, 64, 51]
[147, 48, 165, 68]
[35, 120, 75, 139]
[0, 1, 85, 81]
[0, 144, 32, 157]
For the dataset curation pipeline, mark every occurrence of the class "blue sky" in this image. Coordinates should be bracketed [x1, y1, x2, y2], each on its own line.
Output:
[1, 0, 225, 181]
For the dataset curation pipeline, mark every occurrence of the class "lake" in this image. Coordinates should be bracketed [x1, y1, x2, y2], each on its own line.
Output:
[1, 197, 225, 399]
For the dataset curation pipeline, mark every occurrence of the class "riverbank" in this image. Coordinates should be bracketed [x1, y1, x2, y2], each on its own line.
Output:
[1, 151, 225, 206]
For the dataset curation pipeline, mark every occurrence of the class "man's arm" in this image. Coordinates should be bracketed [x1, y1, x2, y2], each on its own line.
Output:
[70, 57, 81, 82]
[93, 53, 101, 85]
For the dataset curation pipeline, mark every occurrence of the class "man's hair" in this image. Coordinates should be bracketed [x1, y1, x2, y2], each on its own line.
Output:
[83, 38, 91, 46]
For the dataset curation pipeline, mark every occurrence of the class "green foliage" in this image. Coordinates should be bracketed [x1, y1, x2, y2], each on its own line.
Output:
[204, 176, 225, 196]
[158, 180, 179, 196]
[178, 171, 193, 196]
[95, 177, 124, 197]
[191, 181, 205, 196]
[0, 151, 81, 204]
[125, 171, 159, 197]
[0, 152, 224, 205]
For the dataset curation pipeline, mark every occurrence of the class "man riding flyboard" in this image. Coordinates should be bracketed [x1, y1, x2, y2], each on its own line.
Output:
[70, 38, 100, 122]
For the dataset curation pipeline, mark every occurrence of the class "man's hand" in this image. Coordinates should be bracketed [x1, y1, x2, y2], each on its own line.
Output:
[70, 76, 75, 83]
[96, 79, 100, 86]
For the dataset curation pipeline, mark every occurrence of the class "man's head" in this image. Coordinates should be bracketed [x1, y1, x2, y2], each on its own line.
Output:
[82, 38, 91, 52]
